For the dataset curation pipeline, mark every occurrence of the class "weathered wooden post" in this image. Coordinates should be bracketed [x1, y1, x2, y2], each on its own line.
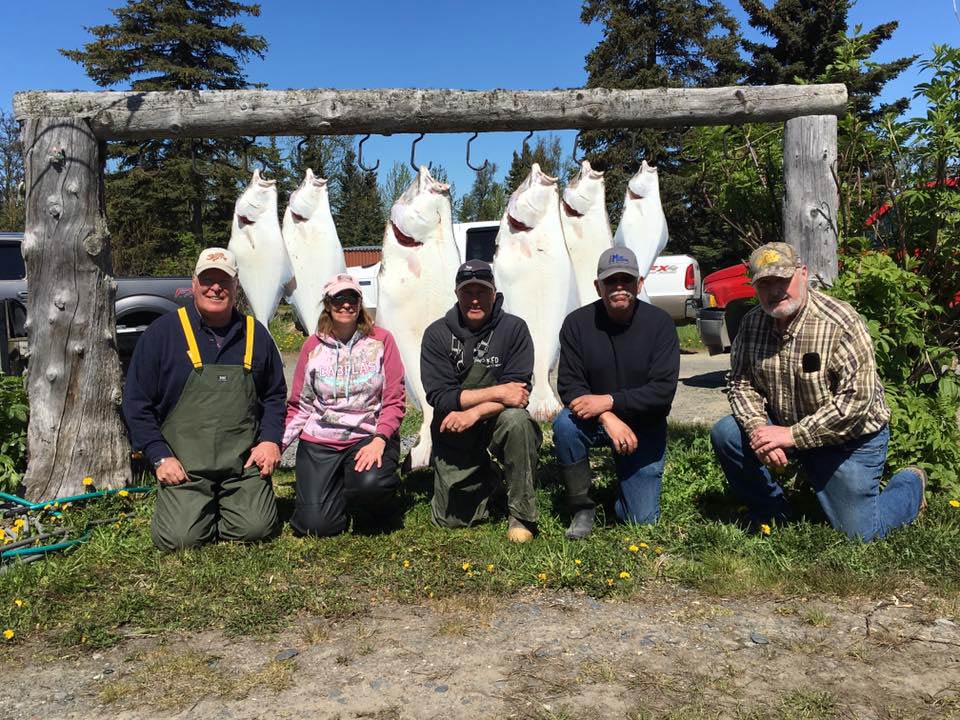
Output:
[21, 117, 130, 500]
[783, 115, 839, 286]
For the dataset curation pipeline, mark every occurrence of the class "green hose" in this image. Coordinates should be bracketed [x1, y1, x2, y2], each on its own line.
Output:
[0, 486, 153, 511]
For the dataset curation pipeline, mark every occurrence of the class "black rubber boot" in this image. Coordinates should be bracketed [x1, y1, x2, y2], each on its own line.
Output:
[561, 459, 596, 541]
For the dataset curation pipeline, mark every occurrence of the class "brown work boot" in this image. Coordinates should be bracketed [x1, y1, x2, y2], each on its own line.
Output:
[507, 516, 535, 543]
[906, 466, 928, 519]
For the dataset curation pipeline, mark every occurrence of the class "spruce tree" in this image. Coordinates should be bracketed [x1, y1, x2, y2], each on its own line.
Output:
[379, 161, 413, 211]
[61, 0, 267, 275]
[578, 0, 744, 265]
[504, 137, 564, 196]
[740, 0, 916, 119]
[456, 163, 507, 223]
[333, 149, 385, 248]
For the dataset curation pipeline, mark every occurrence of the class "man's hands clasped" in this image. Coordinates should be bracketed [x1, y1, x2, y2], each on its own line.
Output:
[749, 424, 795, 469]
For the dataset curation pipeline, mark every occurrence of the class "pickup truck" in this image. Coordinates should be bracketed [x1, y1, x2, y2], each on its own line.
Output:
[1, 232, 193, 375]
[695, 262, 755, 355]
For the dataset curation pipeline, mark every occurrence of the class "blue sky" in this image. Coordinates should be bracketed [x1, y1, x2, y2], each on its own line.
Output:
[5, 1, 959, 195]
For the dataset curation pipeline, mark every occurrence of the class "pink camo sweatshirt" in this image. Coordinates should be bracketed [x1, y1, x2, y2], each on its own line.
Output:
[282, 326, 405, 451]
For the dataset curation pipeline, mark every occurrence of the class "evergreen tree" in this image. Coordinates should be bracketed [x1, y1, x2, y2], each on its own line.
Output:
[0, 110, 24, 232]
[578, 0, 744, 268]
[61, 0, 267, 275]
[504, 137, 564, 195]
[333, 149, 384, 248]
[456, 163, 507, 223]
[378, 161, 413, 211]
[740, 0, 916, 119]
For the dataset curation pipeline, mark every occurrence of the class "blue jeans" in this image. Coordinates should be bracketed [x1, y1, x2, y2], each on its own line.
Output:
[552, 408, 666, 524]
[710, 415, 923, 541]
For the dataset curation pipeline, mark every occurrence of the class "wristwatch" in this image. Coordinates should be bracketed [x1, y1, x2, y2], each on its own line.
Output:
[153, 457, 170, 469]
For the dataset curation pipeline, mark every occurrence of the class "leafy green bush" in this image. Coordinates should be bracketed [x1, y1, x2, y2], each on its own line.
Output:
[0, 374, 28, 494]
[831, 252, 960, 493]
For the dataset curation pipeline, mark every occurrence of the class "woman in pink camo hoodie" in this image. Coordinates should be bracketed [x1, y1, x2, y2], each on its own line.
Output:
[282, 273, 405, 535]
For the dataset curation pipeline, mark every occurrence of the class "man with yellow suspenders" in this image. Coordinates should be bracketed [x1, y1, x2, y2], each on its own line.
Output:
[123, 248, 287, 550]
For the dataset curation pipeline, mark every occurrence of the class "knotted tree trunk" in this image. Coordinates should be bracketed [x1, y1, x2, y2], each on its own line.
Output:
[783, 115, 839, 287]
[21, 117, 130, 500]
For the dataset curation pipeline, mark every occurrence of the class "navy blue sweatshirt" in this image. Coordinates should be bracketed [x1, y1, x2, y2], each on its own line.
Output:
[122, 303, 287, 465]
[558, 299, 679, 429]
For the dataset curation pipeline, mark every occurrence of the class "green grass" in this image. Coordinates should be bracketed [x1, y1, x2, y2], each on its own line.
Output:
[1, 421, 958, 651]
[676, 322, 705, 353]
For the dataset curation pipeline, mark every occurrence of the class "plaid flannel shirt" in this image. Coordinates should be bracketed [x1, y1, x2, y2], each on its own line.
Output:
[728, 289, 890, 449]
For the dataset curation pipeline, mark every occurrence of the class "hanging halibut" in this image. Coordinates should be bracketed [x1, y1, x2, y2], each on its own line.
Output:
[229, 169, 293, 326]
[613, 161, 669, 304]
[560, 160, 613, 307]
[493, 163, 573, 421]
[282, 169, 347, 335]
[377, 166, 461, 469]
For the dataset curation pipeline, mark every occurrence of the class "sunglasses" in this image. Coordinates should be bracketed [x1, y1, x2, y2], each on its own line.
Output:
[456, 269, 494, 284]
[329, 291, 361, 306]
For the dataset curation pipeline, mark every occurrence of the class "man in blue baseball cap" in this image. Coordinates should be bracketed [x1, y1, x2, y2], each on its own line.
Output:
[552, 246, 680, 539]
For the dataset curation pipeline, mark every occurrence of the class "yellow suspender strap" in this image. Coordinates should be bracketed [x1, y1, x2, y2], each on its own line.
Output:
[243, 315, 254, 371]
[177, 307, 203, 369]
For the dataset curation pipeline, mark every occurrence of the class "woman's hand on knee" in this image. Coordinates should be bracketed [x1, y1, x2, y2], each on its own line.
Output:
[354, 436, 386, 473]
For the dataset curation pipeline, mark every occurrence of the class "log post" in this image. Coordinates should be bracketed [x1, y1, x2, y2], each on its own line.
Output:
[21, 117, 130, 500]
[783, 115, 839, 287]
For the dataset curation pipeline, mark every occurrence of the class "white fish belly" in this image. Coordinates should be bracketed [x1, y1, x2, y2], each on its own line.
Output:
[283, 212, 346, 335]
[562, 211, 612, 307]
[614, 204, 668, 279]
[229, 220, 292, 327]
[494, 218, 570, 421]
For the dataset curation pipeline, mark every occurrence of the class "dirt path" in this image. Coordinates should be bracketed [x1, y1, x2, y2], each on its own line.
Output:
[3, 586, 958, 719]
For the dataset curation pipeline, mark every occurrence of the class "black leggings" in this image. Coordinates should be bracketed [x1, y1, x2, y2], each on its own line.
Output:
[291, 435, 401, 536]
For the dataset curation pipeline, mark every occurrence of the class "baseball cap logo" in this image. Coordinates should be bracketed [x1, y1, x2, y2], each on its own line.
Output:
[610, 254, 630, 264]
[206, 251, 228, 262]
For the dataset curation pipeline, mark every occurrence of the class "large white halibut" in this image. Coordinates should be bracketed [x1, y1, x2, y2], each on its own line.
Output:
[561, 160, 612, 307]
[494, 163, 572, 421]
[613, 161, 669, 304]
[229, 169, 293, 326]
[377, 166, 461, 469]
[282, 169, 347, 335]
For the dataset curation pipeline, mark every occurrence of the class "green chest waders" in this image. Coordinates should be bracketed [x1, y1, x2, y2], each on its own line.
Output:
[150, 309, 277, 550]
[162, 308, 260, 476]
[430, 363, 541, 528]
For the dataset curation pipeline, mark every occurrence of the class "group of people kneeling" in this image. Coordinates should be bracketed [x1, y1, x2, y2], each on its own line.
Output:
[122, 242, 926, 551]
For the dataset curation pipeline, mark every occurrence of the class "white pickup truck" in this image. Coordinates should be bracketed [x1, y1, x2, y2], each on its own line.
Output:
[348, 221, 700, 322]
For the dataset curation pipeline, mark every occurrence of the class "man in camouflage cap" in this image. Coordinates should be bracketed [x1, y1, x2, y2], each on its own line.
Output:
[709, 241, 926, 541]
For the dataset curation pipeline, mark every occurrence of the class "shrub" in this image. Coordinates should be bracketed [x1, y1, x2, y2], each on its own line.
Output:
[831, 252, 960, 493]
[0, 374, 28, 494]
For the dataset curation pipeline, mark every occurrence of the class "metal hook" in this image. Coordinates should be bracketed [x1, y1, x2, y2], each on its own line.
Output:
[521, 130, 534, 156]
[410, 133, 432, 173]
[571, 131, 584, 165]
[294, 137, 310, 168]
[358, 134, 380, 172]
[466, 131, 489, 172]
[241, 136, 267, 176]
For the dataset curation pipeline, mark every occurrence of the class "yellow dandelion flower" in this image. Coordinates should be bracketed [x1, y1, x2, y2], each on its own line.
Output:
[61, 503, 71, 510]
[82, 477, 94, 486]
[428, 592, 434, 599]
[0, 529, 5, 539]
[462, 562, 471, 571]
[653, 546, 663, 555]
[574, 559, 582, 565]
[619, 571, 631, 580]
[575, 570, 581, 577]
[118, 490, 130, 498]
[628, 544, 639, 553]
[638, 542, 649, 549]
[606, 578, 615, 586]
[13, 599, 23, 608]
[403, 559, 411, 568]
[13, 518, 24, 529]
[3, 629, 13, 640]
[118, 512, 126, 519]
[760, 524, 772, 536]
[537, 572, 547, 582]
[486, 564, 495, 573]
[950, 500, 960, 508]
[113, 522, 121, 530]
